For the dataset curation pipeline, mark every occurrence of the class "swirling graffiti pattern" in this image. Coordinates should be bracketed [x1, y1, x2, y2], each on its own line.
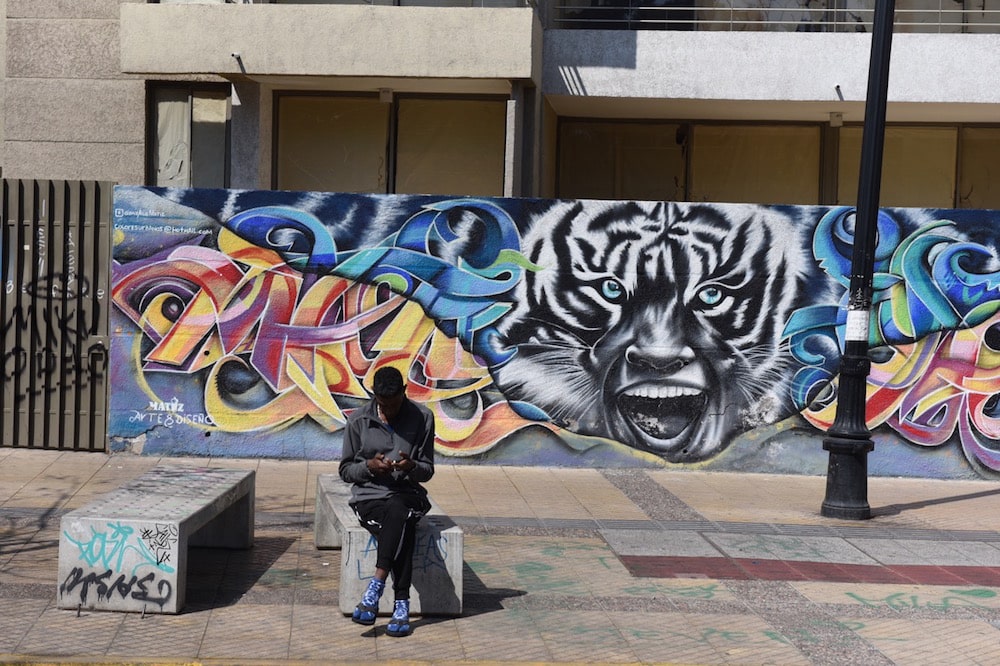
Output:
[110, 188, 1000, 474]
[112, 199, 546, 455]
[784, 207, 1000, 471]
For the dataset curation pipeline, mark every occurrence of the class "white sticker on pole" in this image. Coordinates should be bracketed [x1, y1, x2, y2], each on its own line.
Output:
[845, 310, 869, 342]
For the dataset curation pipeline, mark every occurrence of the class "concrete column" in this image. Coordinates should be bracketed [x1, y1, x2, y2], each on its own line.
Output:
[504, 97, 518, 197]
[505, 82, 541, 198]
[0, 0, 7, 174]
[229, 79, 261, 190]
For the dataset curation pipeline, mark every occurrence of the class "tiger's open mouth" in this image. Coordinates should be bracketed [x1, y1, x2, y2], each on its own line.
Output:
[617, 384, 707, 441]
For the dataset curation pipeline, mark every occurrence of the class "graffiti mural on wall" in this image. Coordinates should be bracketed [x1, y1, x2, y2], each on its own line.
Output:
[108, 187, 1000, 478]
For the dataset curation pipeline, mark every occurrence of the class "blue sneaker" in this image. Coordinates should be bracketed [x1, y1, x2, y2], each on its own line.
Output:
[386, 599, 411, 637]
[351, 578, 384, 626]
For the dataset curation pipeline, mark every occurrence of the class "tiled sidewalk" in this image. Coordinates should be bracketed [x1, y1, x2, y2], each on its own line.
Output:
[2, 448, 1000, 664]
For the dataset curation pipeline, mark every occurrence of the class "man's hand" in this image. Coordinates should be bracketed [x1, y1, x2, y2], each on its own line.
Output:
[367, 453, 393, 476]
[392, 452, 416, 473]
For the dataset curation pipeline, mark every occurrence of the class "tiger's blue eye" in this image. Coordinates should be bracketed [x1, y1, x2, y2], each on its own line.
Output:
[699, 286, 723, 306]
[599, 278, 624, 303]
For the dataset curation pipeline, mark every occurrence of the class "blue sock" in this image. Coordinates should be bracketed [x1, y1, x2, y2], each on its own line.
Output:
[387, 599, 411, 636]
[362, 578, 385, 607]
[352, 578, 385, 625]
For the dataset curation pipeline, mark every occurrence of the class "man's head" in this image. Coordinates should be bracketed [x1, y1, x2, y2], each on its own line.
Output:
[372, 366, 406, 420]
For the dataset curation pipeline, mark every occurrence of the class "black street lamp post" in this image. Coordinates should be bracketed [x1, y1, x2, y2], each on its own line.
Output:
[820, 0, 896, 520]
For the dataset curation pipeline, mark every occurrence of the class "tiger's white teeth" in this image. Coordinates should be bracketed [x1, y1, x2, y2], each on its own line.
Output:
[625, 385, 702, 399]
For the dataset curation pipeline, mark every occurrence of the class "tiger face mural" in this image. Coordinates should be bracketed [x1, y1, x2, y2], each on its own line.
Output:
[108, 187, 1000, 476]
[493, 200, 820, 462]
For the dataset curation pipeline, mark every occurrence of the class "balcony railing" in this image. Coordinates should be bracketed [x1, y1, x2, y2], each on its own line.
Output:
[149, 0, 998, 31]
[551, 0, 1000, 32]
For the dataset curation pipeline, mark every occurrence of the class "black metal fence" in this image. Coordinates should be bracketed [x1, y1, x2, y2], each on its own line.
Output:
[1, 179, 112, 452]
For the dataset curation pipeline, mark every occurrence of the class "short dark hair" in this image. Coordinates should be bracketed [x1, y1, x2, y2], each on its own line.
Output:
[372, 366, 405, 397]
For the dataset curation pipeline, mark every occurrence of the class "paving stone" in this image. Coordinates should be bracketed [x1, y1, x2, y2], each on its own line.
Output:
[845, 616, 1000, 664]
[600, 528, 721, 557]
[5, 452, 1000, 665]
[705, 532, 879, 565]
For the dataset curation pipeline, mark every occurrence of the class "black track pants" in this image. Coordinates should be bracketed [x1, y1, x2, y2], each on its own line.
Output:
[351, 494, 429, 599]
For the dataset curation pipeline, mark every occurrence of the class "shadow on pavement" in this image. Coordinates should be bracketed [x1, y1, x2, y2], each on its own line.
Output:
[872, 486, 1000, 517]
[452, 561, 526, 618]
[184, 534, 298, 611]
[0, 500, 66, 559]
[340, 564, 527, 636]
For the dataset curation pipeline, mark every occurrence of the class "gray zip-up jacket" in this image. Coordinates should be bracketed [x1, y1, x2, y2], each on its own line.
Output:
[338, 397, 435, 504]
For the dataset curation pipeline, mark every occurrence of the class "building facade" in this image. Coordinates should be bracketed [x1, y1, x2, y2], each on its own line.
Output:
[2, 0, 999, 208]
[3, 0, 1000, 479]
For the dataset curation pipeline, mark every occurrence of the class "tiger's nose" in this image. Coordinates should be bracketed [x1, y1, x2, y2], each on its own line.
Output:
[625, 344, 695, 374]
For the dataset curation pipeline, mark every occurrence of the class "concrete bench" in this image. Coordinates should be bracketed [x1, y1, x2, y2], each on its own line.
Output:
[57, 465, 255, 615]
[314, 474, 462, 616]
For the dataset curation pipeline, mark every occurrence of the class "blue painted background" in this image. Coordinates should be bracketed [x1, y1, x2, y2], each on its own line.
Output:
[108, 186, 1000, 479]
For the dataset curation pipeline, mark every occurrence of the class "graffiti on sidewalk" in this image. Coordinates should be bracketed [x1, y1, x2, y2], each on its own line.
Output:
[557, 617, 865, 649]
[845, 587, 999, 610]
[709, 533, 835, 561]
[623, 582, 724, 600]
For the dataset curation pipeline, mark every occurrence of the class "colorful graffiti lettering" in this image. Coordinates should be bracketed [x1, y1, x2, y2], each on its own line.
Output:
[109, 187, 1000, 476]
[785, 207, 1000, 472]
[112, 197, 548, 456]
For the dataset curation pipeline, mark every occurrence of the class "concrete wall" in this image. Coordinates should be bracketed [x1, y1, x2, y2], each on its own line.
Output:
[230, 80, 264, 190]
[120, 4, 540, 82]
[108, 186, 1000, 480]
[5, 3, 995, 193]
[543, 31, 1000, 123]
[4, 0, 146, 182]
[0, 0, 6, 172]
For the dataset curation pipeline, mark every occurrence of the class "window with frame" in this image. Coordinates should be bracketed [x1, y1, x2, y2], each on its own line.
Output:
[557, 118, 1000, 209]
[275, 93, 506, 196]
[690, 124, 821, 205]
[958, 127, 1000, 209]
[149, 85, 231, 188]
[838, 126, 957, 208]
[557, 121, 686, 201]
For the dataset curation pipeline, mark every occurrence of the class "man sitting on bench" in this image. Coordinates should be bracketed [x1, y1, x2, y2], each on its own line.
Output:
[338, 366, 436, 637]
